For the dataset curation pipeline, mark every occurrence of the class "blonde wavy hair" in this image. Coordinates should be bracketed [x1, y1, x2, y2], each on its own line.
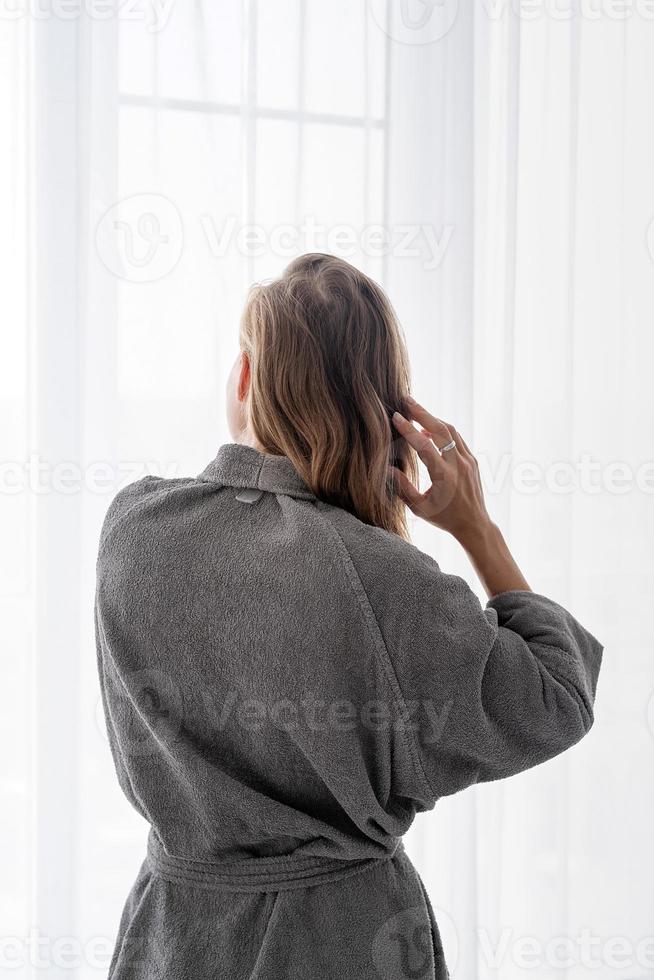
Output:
[239, 253, 418, 539]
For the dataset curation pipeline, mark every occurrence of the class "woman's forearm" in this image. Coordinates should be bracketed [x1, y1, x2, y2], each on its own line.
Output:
[456, 520, 531, 599]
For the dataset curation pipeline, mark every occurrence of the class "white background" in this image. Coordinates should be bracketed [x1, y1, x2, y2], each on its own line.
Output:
[1, 1, 653, 978]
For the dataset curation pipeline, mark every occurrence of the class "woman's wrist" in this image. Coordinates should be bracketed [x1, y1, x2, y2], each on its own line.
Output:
[450, 514, 497, 551]
[454, 518, 531, 599]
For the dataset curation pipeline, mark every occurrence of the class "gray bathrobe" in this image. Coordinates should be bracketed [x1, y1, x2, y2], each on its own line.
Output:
[95, 442, 603, 980]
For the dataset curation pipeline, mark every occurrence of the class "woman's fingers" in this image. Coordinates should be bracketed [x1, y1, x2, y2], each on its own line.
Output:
[389, 465, 426, 514]
[392, 411, 444, 482]
[404, 396, 439, 429]
[406, 397, 476, 460]
[405, 397, 459, 456]
[405, 397, 452, 442]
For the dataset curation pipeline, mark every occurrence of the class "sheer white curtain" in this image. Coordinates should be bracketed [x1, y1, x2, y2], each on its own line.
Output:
[4, 2, 653, 978]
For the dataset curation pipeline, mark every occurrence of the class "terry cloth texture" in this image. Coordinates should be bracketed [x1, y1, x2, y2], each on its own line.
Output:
[95, 442, 603, 980]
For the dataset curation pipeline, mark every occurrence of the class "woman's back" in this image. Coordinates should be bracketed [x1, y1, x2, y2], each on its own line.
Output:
[97, 443, 425, 865]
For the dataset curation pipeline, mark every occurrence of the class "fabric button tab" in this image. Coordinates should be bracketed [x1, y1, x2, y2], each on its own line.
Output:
[235, 488, 263, 504]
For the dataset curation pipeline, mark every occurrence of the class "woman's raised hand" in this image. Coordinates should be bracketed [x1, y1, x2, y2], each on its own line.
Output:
[390, 397, 491, 543]
[391, 396, 531, 597]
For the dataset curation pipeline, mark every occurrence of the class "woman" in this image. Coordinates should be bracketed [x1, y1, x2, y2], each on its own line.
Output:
[96, 253, 602, 980]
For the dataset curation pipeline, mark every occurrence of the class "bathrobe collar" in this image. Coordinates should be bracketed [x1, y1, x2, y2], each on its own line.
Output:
[198, 443, 317, 501]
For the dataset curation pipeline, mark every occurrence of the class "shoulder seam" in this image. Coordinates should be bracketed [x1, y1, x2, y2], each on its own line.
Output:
[315, 507, 436, 804]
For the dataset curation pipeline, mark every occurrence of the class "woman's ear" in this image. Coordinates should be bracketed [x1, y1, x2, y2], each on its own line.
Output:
[237, 351, 252, 402]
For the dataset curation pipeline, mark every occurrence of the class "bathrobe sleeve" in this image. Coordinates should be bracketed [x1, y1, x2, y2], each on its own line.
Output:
[336, 518, 604, 807]
[389, 569, 603, 804]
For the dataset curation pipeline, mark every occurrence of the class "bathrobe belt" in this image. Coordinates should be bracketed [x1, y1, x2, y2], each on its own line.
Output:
[146, 829, 401, 893]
